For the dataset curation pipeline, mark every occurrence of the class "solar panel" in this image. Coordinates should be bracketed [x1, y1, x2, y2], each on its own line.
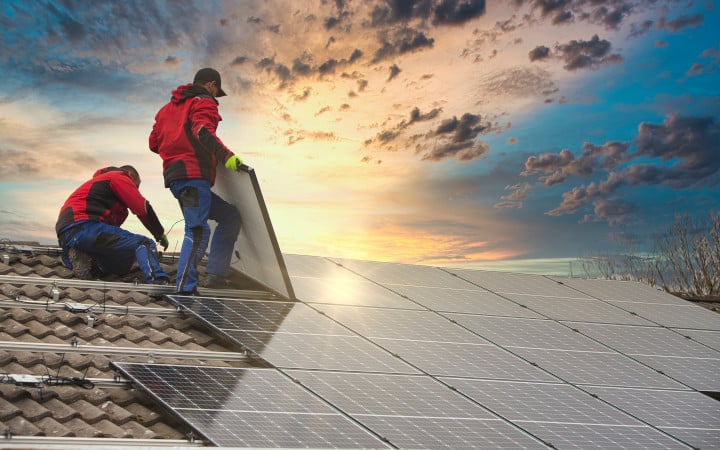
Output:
[679, 329, 720, 351]
[155, 261, 718, 449]
[286, 370, 548, 449]
[585, 386, 720, 450]
[632, 354, 720, 391]
[569, 322, 720, 358]
[212, 167, 294, 299]
[446, 314, 607, 351]
[604, 300, 720, 330]
[442, 378, 692, 449]
[551, 277, 690, 305]
[387, 284, 544, 317]
[314, 303, 490, 343]
[510, 348, 687, 389]
[170, 295, 353, 336]
[112, 363, 389, 448]
[517, 421, 688, 449]
[449, 268, 591, 297]
[328, 257, 477, 289]
[223, 330, 420, 373]
[290, 274, 423, 309]
[500, 294, 656, 325]
[372, 338, 559, 382]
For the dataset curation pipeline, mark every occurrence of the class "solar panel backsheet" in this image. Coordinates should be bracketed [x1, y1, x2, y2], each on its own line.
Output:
[148, 255, 718, 448]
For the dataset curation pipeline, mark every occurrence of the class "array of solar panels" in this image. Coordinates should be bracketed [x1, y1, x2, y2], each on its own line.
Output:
[114, 254, 720, 448]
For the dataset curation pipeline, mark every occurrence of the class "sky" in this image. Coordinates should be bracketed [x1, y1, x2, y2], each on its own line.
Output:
[0, 0, 718, 276]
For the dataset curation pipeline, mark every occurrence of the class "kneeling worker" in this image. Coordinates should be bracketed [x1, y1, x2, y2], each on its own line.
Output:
[55, 165, 170, 284]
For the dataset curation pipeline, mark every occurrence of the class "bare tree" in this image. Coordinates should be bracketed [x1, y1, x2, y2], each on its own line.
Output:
[580, 211, 719, 300]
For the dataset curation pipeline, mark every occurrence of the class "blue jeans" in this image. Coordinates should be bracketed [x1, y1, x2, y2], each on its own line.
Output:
[58, 221, 167, 283]
[170, 179, 241, 293]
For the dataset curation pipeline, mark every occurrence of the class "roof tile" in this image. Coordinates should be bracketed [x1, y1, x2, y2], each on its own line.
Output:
[24, 320, 54, 339]
[34, 416, 75, 437]
[15, 397, 52, 421]
[99, 401, 135, 425]
[0, 396, 22, 421]
[2, 318, 28, 337]
[148, 421, 186, 440]
[69, 399, 109, 424]
[64, 417, 103, 437]
[123, 420, 159, 439]
[5, 414, 44, 436]
[41, 397, 81, 422]
[123, 402, 162, 426]
[94, 418, 134, 438]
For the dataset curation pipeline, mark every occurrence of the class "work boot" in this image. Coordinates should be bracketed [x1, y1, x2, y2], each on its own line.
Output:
[68, 248, 96, 280]
[202, 274, 232, 289]
[150, 276, 171, 285]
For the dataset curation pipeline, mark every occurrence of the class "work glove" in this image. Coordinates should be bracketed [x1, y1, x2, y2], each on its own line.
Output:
[224, 155, 243, 171]
[158, 234, 169, 251]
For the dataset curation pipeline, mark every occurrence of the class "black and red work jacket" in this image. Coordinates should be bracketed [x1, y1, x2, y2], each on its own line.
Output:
[55, 167, 164, 240]
[149, 84, 235, 187]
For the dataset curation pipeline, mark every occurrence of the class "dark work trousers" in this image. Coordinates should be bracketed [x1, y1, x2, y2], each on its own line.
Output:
[58, 221, 168, 283]
[169, 179, 241, 294]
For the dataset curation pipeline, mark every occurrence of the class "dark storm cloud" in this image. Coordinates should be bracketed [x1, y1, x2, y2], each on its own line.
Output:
[388, 64, 402, 81]
[523, 114, 720, 224]
[634, 114, 720, 187]
[529, 45, 550, 61]
[432, 0, 486, 25]
[658, 13, 703, 32]
[369, 0, 485, 27]
[555, 34, 622, 71]
[372, 27, 435, 63]
[421, 140, 490, 162]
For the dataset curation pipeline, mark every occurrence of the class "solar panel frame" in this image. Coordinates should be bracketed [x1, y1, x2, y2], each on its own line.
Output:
[328, 257, 478, 289]
[445, 314, 608, 351]
[567, 322, 720, 358]
[510, 347, 688, 389]
[315, 303, 491, 344]
[290, 274, 424, 309]
[222, 329, 422, 374]
[499, 293, 656, 325]
[605, 300, 720, 330]
[387, 284, 544, 317]
[517, 421, 689, 449]
[448, 269, 593, 297]
[112, 363, 391, 448]
[632, 354, 720, 391]
[371, 338, 559, 382]
[550, 277, 691, 305]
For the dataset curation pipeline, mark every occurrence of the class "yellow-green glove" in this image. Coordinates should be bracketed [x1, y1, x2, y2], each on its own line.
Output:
[158, 234, 169, 251]
[224, 155, 243, 171]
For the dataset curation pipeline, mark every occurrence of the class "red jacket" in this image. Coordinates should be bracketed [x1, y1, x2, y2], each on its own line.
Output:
[55, 167, 164, 240]
[149, 84, 235, 187]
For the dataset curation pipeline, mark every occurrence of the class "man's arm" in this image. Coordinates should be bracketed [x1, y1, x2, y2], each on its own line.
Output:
[190, 97, 237, 166]
[110, 175, 165, 241]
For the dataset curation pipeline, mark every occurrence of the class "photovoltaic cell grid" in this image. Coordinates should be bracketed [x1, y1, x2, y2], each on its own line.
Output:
[169, 295, 417, 373]
[441, 379, 693, 449]
[157, 256, 719, 448]
[286, 370, 548, 449]
[112, 363, 389, 448]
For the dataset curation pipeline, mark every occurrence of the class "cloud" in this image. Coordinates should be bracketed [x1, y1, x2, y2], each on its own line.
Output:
[528, 45, 550, 61]
[372, 27, 435, 63]
[555, 34, 623, 71]
[368, 0, 486, 27]
[658, 13, 703, 32]
[522, 114, 720, 225]
[388, 64, 402, 81]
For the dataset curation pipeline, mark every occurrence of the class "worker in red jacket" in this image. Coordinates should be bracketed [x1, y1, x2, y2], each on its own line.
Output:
[55, 165, 170, 284]
[149, 68, 242, 295]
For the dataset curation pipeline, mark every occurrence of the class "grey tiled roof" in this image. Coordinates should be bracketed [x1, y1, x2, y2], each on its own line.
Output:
[0, 242, 266, 445]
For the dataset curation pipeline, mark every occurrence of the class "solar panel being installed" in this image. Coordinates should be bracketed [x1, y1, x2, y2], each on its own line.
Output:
[130, 255, 718, 448]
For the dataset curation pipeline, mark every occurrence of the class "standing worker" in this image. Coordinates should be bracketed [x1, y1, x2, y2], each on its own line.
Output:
[55, 165, 170, 284]
[149, 68, 243, 295]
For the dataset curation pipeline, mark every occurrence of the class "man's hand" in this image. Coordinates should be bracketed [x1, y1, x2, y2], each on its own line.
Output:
[158, 234, 169, 251]
[224, 155, 243, 171]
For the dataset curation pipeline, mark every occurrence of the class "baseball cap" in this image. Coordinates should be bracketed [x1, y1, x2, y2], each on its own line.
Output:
[193, 67, 227, 97]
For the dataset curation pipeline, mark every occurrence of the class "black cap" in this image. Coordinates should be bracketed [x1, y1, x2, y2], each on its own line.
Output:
[193, 67, 227, 97]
